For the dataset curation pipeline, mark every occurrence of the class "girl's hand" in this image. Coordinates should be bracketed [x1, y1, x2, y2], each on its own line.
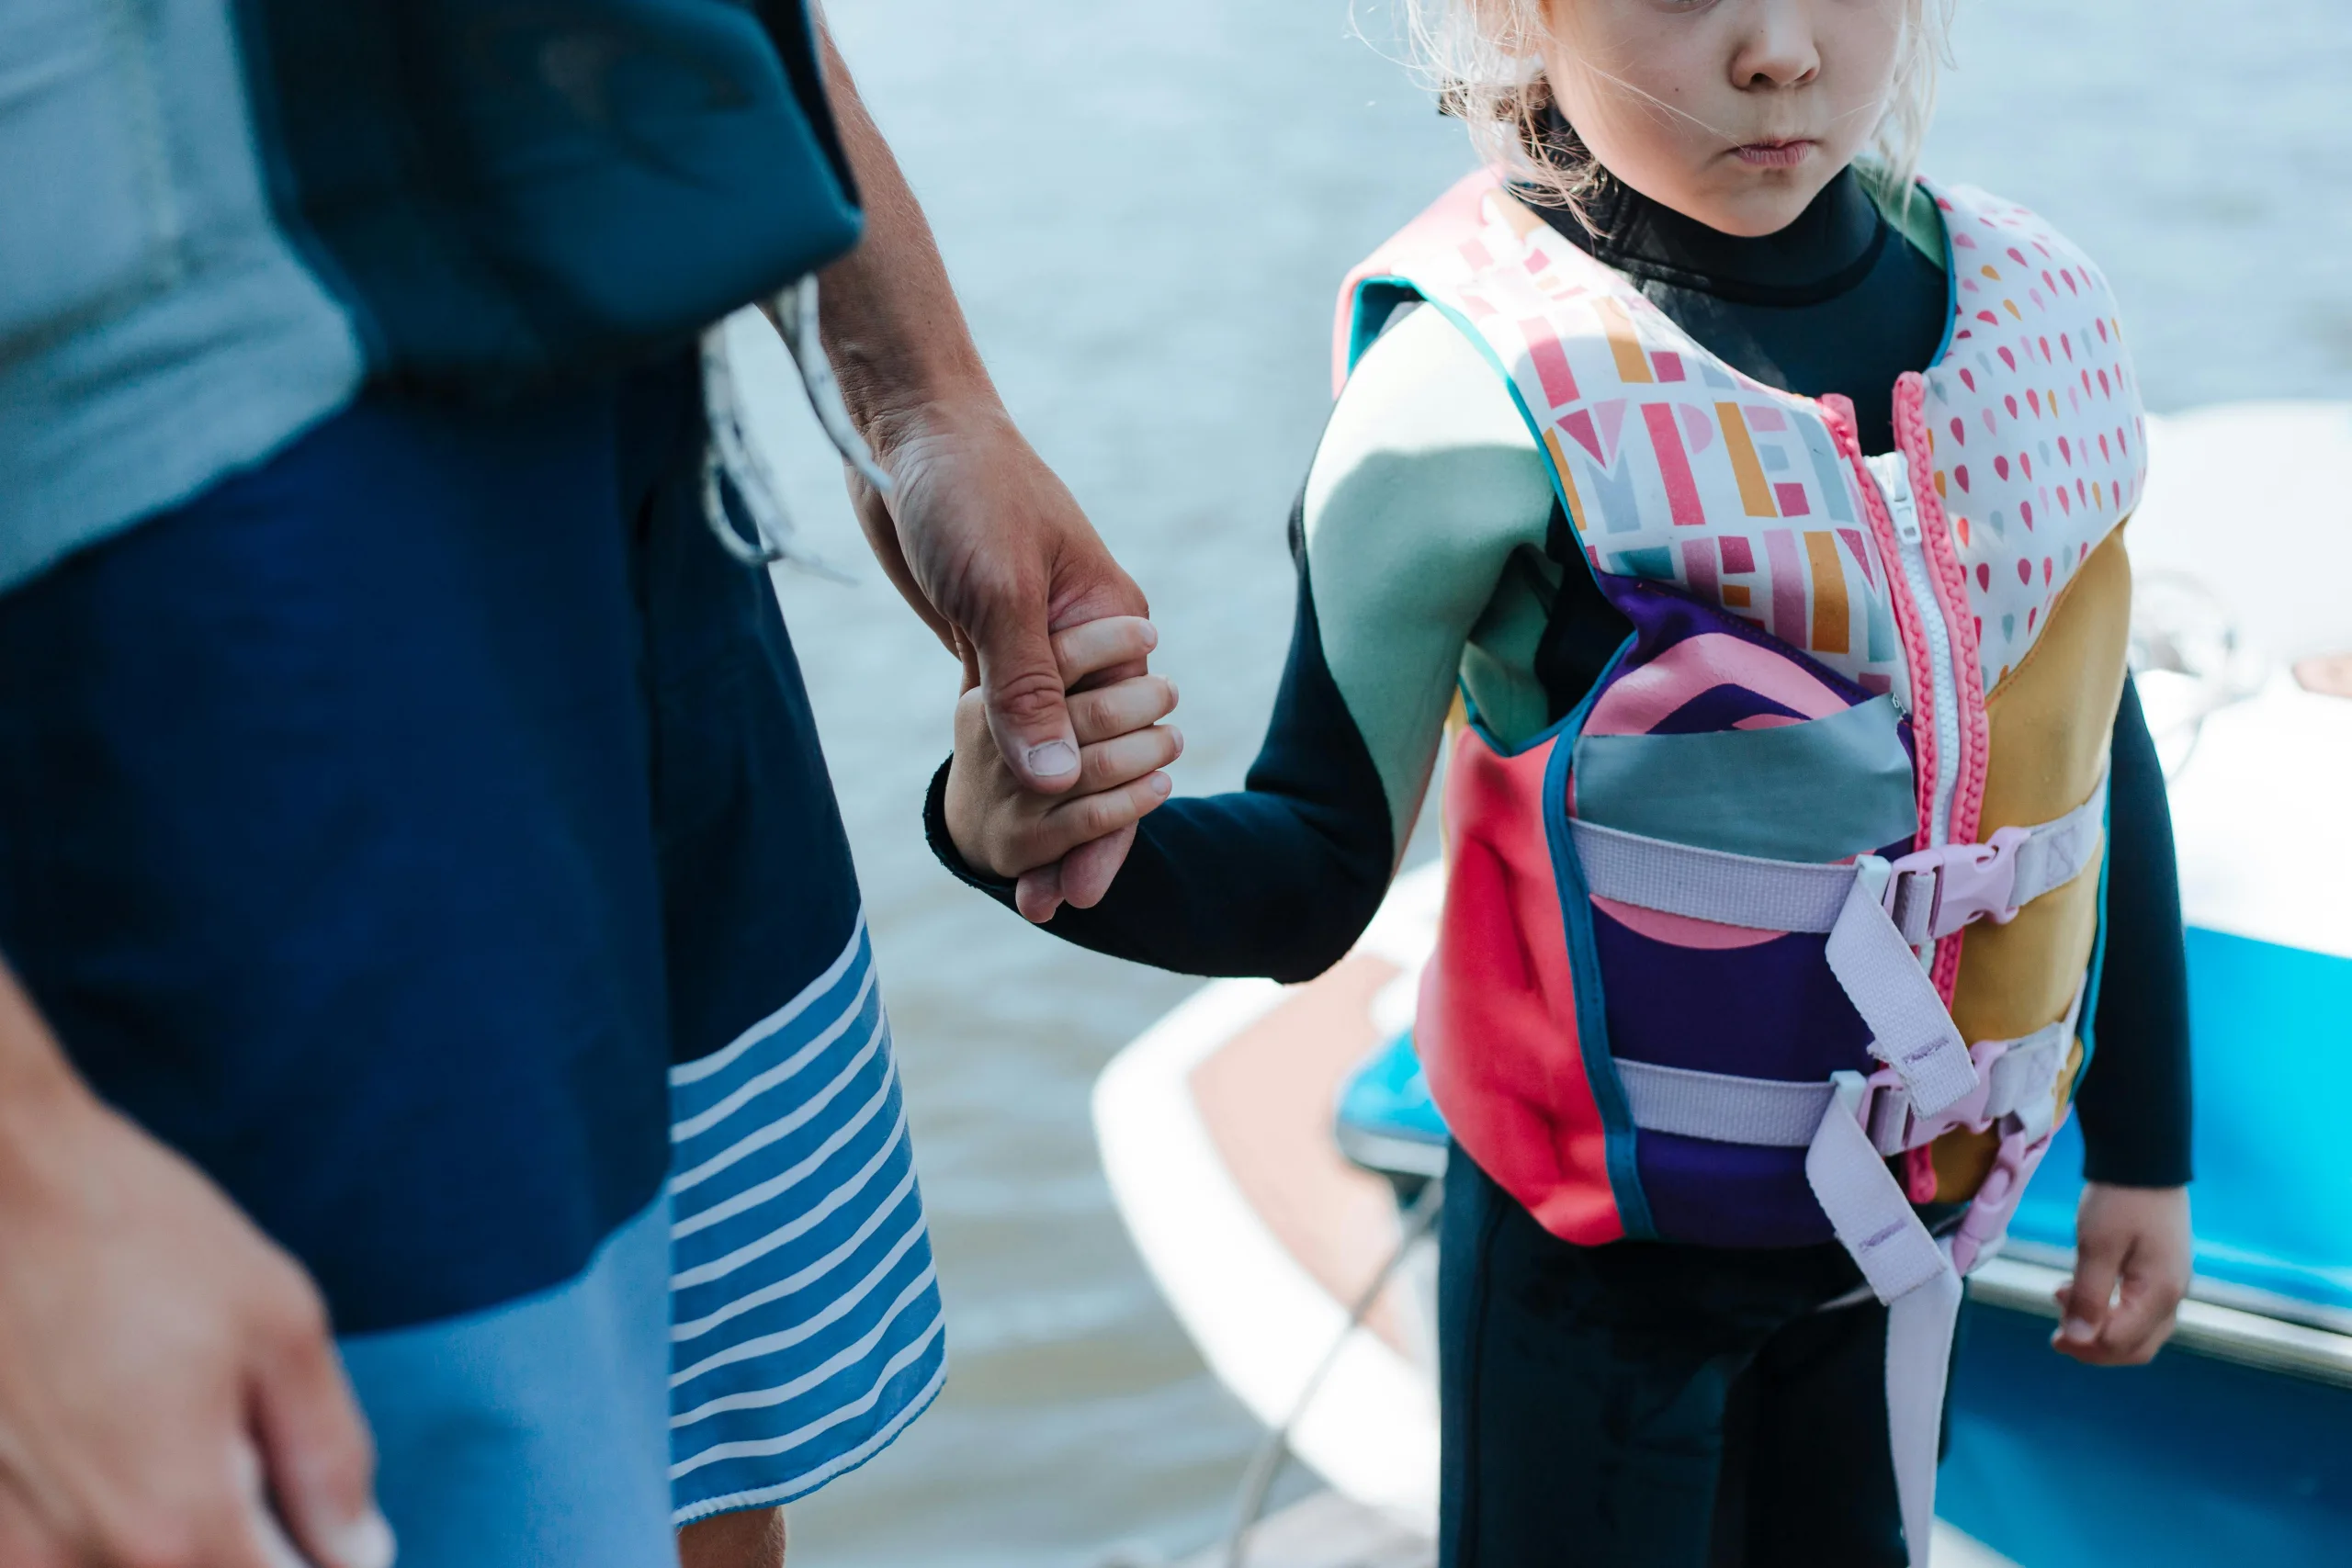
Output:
[944, 616, 1182, 923]
[2052, 1183, 2191, 1366]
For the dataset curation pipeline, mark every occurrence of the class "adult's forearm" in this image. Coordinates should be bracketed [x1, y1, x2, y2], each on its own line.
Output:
[811, 27, 999, 455]
[800, 16, 1151, 813]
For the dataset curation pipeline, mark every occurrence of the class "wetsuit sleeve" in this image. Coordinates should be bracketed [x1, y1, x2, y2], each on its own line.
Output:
[2073, 675, 2194, 1187]
[924, 309, 1554, 981]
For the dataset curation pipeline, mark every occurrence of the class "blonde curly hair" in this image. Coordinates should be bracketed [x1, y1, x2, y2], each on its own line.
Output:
[1400, 0, 1954, 222]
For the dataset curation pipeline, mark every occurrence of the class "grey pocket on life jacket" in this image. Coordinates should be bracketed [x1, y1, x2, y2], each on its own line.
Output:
[0, 0, 183, 361]
[1573, 694, 1916, 863]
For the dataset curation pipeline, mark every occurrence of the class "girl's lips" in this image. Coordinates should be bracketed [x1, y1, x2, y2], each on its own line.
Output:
[1733, 140, 1815, 169]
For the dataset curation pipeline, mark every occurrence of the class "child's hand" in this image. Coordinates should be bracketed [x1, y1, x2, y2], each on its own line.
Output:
[2051, 1183, 2191, 1366]
[944, 616, 1182, 923]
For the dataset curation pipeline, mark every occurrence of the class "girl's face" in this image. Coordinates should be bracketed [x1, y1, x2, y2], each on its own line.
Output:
[1541, 0, 1906, 236]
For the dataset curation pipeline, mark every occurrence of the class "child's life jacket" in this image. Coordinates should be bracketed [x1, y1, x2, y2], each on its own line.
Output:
[1338, 171, 2145, 1563]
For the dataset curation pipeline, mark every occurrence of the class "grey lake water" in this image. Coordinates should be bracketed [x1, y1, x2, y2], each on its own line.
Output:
[733, 3, 2352, 1562]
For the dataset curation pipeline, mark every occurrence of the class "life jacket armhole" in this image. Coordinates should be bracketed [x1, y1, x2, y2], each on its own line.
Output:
[1507, 542, 1563, 615]
[1460, 628, 1639, 763]
[1342, 276, 1431, 376]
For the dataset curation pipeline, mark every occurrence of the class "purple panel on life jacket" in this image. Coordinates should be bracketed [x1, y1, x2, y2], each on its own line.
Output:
[1566, 580, 1921, 1247]
[1604, 575, 1795, 659]
[1635, 1134, 1832, 1248]
[1645, 685, 1813, 736]
[1591, 908, 1873, 1081]
[1591, 581, 1885, 728]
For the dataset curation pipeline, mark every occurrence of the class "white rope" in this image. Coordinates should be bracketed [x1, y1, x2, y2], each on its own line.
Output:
[697, 275, 888, 576]
[775, 275, 894, 496]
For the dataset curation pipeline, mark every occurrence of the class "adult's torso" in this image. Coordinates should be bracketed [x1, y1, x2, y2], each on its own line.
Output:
[0, 0, 852, 593]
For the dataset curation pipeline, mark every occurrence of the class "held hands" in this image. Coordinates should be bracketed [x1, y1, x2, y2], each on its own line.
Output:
[842, 402, 1157, 911]
[944, 616, 1182, 923]
[2052, 1182, 2192, 1366]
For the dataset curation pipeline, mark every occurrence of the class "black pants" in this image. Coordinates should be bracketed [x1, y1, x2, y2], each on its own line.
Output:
[1438, 1147, 1913, 1568]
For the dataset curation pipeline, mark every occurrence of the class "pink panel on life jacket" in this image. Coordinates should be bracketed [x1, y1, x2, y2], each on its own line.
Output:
[1420, 730, 1625, 1246]
[1584, 632, 1851, 738]
[1589, 895, 1784, 951]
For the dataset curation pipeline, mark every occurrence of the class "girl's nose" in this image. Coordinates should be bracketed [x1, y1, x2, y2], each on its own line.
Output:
[1728, 0, 1824, 91]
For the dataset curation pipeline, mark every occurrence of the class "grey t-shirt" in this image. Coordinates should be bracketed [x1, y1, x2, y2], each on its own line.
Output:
[0, 0, 362, 592]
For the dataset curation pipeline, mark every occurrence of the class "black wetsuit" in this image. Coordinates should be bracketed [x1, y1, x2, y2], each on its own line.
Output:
[932, 166, 2191, 1567]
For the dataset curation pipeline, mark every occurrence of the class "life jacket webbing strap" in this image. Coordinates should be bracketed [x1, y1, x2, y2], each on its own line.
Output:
[1826, 869, 1982, 1114]
[1615, 1060, 1833, 1147]
[1883, 773, 2110, 945]
[1569, 818, 1857, 931]
[1861, 979, 2085, 1156]
[1569, 777, 2106, 1118]
[1566, 773, 2107, 939]
[1806, 1072, 1964, 1568]
[1613, 1008, 2072, 1154]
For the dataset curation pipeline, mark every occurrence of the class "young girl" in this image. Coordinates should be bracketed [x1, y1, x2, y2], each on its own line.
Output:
[935, 3, 2192, 1562]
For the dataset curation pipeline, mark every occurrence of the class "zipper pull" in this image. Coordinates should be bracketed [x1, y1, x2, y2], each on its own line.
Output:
[1866, 452, 1926, 543]
[1890, 491, 1923, 545]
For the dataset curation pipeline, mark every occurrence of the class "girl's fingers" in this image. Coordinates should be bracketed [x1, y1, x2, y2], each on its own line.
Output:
[1069, 675, 1178, 746]
[2054, 1247, 2120, 1355]
[1058, 823, 1136, 910]
[1078, 726, 1182, 793]
[1014, 863, 1065, 925]
[1053, 617, 1158, 687]
[2099, 1269, 2183, 1365]
[1033, 773, 1172, 863]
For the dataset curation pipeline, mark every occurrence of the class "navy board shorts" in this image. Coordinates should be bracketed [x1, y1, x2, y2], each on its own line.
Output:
[0, 358, 945, 1561]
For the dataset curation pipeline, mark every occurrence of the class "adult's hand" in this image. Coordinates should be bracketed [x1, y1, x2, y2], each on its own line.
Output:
[811, 25, 1149, 913]
[841, 412, 1149, 917]
[0, 969, 391, 1568]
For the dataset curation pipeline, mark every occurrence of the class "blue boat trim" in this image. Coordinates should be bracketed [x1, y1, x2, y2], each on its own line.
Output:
[1946, 1265, 2352, 1568]
[2011, 926, 2352, 1316]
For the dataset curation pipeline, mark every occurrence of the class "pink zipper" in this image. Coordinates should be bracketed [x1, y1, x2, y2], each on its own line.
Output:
[1889, 372, 1993, 1004]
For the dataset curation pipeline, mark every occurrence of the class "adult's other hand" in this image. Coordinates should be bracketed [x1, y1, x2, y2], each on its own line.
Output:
[0, 969, 391, 1568]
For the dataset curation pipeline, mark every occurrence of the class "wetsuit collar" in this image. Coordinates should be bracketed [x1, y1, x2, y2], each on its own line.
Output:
[1542, 166, 1888, 309]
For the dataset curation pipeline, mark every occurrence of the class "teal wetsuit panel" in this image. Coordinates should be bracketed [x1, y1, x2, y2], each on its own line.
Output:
[1572, 696, 1917, 862]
